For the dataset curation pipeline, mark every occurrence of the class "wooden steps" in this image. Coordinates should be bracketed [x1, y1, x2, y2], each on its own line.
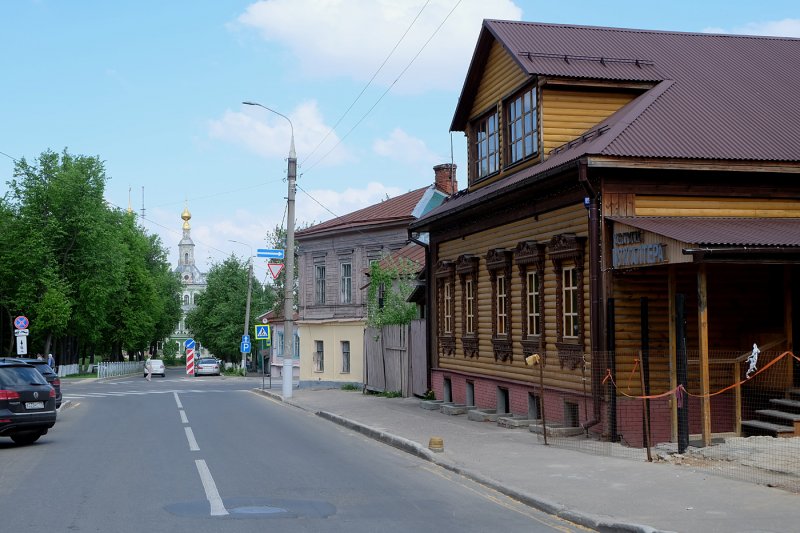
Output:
[740, 419, 796, 438]
[741, 391, 800, 437]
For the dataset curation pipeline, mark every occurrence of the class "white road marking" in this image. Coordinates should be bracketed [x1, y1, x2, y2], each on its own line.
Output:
[185, 427, 200, 451]
[173, 392, 183, 409]
[179, 410, 188, 424]
[195, 459, 228, 516]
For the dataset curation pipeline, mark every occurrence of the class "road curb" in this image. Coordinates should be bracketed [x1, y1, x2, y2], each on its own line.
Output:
[250, 389, 672, 533]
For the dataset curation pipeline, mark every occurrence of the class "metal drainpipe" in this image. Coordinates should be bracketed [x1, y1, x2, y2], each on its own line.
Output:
[579, 161, 604, 431]
[408, 229, 432, 393]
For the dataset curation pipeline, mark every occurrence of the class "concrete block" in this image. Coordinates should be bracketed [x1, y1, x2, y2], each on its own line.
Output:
[497, 415, 537, 428]
[419, 400, 448, 410]
[440, 403, 475, 415]
[468, 409, 512, 422]
[528, 422, 584, 437]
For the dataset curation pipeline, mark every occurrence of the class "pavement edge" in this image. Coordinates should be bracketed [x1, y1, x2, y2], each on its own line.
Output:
[251, 389, 673, 533]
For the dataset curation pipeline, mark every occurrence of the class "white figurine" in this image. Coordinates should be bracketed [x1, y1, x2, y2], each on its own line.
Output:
[746, 343, 760, 378]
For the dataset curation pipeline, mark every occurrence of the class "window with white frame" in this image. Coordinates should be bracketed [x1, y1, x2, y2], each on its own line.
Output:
[315, 264, 326, 304]
[475, 111, 499, 179]
[527, 270, 541, 336]
[496, 274, 508, 335]
[314, 340, 324, 372]
[341, 340, 350, 373]
[435, 260, 456, 356]
[507, 87, 538, 164]
[444, 281, 452, 334]
[562, 266, 579, 338]
[274, 331, 284, 357]
[466, 279, 475, 334]
[340, 263, 352, 304]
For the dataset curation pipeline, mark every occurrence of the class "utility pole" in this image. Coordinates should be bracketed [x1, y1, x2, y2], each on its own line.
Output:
[284, 131, 296, 398]
[242, 100, 296, 398]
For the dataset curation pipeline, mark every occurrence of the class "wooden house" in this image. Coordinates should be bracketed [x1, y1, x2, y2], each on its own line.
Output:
[295, 165, 455, 388]
[410, 20, 800, 447]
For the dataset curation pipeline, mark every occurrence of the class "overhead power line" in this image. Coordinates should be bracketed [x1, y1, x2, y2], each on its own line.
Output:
[301, 0, 463, 174]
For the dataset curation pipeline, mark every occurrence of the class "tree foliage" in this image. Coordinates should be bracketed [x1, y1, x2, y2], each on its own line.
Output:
[366, 258, 419, 327]
[185, 256, 276, 362]
[0, 149, 181, 362]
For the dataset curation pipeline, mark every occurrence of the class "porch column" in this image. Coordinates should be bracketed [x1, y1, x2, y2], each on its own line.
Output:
[668, 266, 677, 443]
[785, 266, 793, 388]
[697, 264, 712, 446]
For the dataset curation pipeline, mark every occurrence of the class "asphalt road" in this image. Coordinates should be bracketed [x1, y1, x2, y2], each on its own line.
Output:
[0, 367, 587, 532]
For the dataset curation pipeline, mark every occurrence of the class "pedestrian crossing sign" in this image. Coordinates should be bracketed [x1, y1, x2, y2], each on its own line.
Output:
[255, 324, 271, 340]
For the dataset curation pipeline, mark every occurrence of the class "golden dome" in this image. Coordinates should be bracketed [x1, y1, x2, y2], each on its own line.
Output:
[181, 204, 191, 230]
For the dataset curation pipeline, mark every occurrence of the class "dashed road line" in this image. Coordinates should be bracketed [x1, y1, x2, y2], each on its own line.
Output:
[195, 459, 228, 516]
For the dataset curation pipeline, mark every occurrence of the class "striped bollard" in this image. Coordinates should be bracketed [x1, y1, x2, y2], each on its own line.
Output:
[185, 338, 196, 375]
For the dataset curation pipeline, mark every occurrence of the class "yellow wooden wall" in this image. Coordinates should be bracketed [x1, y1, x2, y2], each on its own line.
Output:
[541, 88, 637, 157]
[470, 40, 527, 118]
[436, 204, 589, 392]
[635, 196, 800, 217]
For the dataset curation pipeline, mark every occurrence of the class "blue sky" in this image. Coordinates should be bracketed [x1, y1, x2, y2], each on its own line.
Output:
[2, 0, 798, 281]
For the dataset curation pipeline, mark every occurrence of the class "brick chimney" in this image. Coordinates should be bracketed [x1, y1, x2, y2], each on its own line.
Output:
[433, 163, 457, 195]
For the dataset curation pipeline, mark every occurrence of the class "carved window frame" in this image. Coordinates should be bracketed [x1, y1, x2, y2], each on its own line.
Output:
[548, 233, 586, 370]
[456, 254, 480, 358]
[435, 260, 456, 357]
[485, 248, 513, 362]
[515, 241, 546, 361]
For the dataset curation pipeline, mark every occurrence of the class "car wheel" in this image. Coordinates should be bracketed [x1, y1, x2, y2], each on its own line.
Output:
[11, 431, 43, 445]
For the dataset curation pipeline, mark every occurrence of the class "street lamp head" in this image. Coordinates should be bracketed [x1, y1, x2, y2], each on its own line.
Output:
[241, 100, 295, 157]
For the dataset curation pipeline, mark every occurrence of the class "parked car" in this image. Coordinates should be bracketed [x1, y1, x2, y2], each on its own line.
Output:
[0, 360, 57, 445]
[2, 358, 62, 408]
[144, 359, 166, 378]
[195, 358, 220, 376]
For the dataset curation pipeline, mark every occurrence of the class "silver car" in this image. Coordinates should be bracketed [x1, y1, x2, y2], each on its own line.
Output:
[195, 358, 220, 376]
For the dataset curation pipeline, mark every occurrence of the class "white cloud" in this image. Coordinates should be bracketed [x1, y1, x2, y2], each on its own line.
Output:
[296, 181, 407, 226]
[208, 100, 351, 166]
[373, 128, 438, 163]
[704, 18, 800, 37]
[235, 0, 523, 93]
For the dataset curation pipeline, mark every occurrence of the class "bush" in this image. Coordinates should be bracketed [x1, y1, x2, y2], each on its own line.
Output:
[341, 383, 361, 391]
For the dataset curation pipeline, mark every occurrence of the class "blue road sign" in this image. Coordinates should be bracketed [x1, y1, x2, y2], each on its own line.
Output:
[255, 325, 270, 340]
[242, 334, 250, 344]
[14, 316, 29, 329]
[185, 338, 196, 350]
[257, 248, 284, 259]
[241, 341, 251, 353]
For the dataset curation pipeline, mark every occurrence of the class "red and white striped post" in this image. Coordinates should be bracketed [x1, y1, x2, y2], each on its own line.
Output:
[185, 338, 196, 376]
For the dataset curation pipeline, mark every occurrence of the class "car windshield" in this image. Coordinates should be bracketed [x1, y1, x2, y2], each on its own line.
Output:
[0, 366, 49, 386]
[199, 359, 216, 364]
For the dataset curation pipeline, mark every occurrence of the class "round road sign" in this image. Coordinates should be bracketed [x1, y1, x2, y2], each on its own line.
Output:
[14, 316, 29, 329]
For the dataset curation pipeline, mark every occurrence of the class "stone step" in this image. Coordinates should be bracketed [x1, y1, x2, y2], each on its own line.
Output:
[769, 398, 800, 412]
[787, 388, 800, 401]
[741, 419, 796, 437]
[440, 403, 474, 415]
[755, 409, 800, 422]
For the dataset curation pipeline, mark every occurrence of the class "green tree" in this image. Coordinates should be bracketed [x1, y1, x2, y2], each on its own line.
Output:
[366, 257, 420, 327]
[0, 148, 180, 362]
[186, 256, 274, 362]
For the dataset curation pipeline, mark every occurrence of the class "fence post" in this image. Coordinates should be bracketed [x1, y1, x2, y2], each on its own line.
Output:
[676, 293, 689, 453]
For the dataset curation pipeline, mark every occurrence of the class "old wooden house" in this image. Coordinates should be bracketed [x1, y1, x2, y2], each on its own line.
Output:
[410, 20, 800, 447]
[296, 165, 455, 388]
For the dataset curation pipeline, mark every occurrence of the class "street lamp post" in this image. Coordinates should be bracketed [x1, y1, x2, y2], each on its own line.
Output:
[243, 101, 296, 398]
[230, 240, 253, 376]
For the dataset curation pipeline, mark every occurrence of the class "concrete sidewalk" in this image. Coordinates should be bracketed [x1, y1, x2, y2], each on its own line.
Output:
[254, 387, 797, 533]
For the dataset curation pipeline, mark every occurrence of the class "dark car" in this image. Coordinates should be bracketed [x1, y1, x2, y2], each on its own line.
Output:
[2, 358, 62, 408]
[0, 360, 57, 445]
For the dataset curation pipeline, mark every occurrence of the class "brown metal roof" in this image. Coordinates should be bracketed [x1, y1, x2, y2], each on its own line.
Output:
[454, 20, 800, 162]
[297, 186, 429, 238]
[607, 217, 800, 247]
[419, 20, 800, 231]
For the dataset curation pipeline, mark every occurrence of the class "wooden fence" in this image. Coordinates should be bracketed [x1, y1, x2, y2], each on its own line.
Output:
[364, 319, 427, 397]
